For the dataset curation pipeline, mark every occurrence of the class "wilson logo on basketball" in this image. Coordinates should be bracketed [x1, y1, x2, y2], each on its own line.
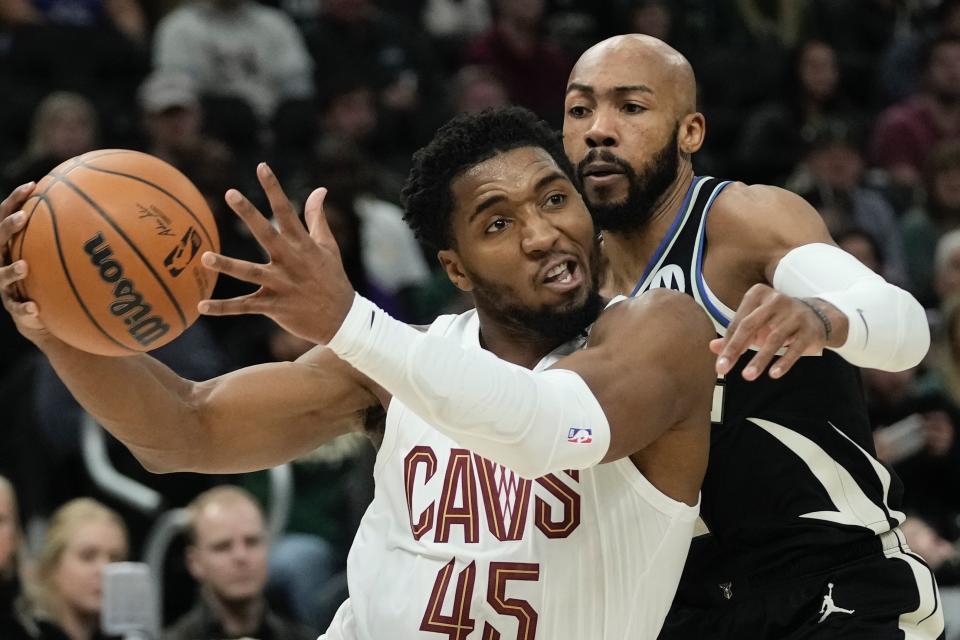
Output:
[83, 232, 171, 347]
[163, 227, 202, 277]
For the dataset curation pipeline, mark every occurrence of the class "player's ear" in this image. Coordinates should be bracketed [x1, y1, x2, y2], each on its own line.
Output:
[678, 112, 705, 155]
[438, 250, 474, 292]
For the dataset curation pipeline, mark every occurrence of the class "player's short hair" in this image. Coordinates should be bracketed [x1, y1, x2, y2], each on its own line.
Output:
[401, 107, 576, 251]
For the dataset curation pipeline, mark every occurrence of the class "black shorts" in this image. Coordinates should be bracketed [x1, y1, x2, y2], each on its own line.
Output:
[659, 529, 945, 640]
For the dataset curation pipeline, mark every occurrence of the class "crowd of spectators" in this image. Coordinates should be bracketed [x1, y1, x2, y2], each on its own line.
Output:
[1, 0, 960, 634]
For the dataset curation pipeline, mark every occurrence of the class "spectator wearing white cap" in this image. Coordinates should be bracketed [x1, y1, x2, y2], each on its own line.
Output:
[137, 69, 233, 202]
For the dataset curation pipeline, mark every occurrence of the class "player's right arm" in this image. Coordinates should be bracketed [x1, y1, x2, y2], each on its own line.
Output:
[0, 183, 382, 475]
[36, 338, 380, 474]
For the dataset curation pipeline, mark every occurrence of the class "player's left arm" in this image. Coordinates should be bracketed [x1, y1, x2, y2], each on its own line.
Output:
[549, 290, 717, 463]
[713, 184, 929, 379]
[324, 288, 715, 480]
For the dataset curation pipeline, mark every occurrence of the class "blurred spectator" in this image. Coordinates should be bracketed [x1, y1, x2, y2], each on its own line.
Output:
[787, 119, 908, 286]
[303, 0, 444, 160]
[902, 141, 960, 308]
[27, 498, 127, 640]
[0, 476, 34, 640]
[2, 92, 97, 191]
[0, 0, 146, 43]
[318, 80, 379, 155]
[935, 230, 960, 304]
[448, 65, 510, 116]
[902, 516, 959, 580]
[871, 35, 960, 192]
[320, 189, 402, 316]
[864, 365, 920, 430]
[898, 296, 960, 538]
[880, 0, 960, 105]
[422, 0, 490, 56]
[465, 0, 573, 125]
[835, 226, 883, 274]
[737, 39, 860, 185]
[733, 0, 809, 49]
[136, 70, 236, 209]
[153, 0, 313, 122]
[919, 296, 960, 417]
[629, 0, 672, 42]
[164, 486, 313, 640]
[804, 0, 909, 105]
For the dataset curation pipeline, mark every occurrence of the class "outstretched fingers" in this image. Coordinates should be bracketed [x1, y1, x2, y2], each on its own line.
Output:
[224, 188, 280, 253]
[257, 163, 307, 240]
[304, 187, 336, 246]
[198, 292, 267, 317]
[201, 251, 274, 286]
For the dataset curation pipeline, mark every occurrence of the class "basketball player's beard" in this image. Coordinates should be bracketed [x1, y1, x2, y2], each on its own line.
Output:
[578, 124, 680, 234]
[468, 251, 605, 346]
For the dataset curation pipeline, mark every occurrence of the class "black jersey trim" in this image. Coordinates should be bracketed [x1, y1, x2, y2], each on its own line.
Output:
[692, 180, 734, 328]
[630, 176, 704, 296]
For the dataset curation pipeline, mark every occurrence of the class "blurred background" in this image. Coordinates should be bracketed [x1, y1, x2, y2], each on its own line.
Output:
[0, 0, 959, 637]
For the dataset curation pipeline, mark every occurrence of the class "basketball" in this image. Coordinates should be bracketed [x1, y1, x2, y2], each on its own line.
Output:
[7, 149, 219, 356]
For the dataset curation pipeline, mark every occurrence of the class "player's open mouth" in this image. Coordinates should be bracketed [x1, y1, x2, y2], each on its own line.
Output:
[541, 259, 582, 292]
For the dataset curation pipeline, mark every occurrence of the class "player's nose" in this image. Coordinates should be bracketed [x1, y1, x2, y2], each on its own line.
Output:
[520, 214, 561, 257]
[584, 108, 619, 149]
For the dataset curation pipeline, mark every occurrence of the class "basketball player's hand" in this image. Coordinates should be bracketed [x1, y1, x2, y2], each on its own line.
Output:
[712, 283, 847, 381]
[0, 181, 51, 339]
[197, 163, 355, 345]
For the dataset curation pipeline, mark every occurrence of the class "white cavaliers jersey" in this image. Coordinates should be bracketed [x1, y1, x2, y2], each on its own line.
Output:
[321, 309, 698, 640]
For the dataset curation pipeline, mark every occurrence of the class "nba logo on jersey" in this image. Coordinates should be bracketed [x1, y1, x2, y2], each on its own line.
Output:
[567, 428, 593, 443]
[650, 264, 686, 292]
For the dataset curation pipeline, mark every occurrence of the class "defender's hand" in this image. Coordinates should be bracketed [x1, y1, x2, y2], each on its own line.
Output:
[711, 283, 847, 381]
[0, 182, 53, 341]
[198, 163, 355, 345]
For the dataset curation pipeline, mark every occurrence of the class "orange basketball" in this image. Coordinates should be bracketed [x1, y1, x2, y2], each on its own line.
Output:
[7, 149, 219, 356]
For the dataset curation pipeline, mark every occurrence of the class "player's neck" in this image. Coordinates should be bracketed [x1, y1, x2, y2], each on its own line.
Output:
[601, 167, 695, 296]
[474, 308, 562, 370]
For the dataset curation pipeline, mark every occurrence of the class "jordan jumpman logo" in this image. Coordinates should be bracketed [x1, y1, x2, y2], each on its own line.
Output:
[818, 582, 855, 623]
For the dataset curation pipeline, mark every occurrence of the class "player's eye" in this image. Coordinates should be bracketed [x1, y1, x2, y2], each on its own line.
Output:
[485, 218, 510, 234]
[623, 103, 646, 114]
[568, 105, 590, 118]
[545, 193, 567, 208]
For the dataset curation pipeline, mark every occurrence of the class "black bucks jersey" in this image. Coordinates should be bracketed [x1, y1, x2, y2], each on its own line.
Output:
[633, 177, 910, 593]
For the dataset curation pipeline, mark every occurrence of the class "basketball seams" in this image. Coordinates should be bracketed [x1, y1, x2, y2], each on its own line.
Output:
[45, 194, 139, 355]
[38, 151, 137, 199]
[56, 175, 189, 330]
[80, 164, 217, 250]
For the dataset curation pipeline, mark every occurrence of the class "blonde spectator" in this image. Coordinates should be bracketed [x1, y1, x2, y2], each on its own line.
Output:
[29, 498, 127, 640]
[2, 92, 98, 190]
